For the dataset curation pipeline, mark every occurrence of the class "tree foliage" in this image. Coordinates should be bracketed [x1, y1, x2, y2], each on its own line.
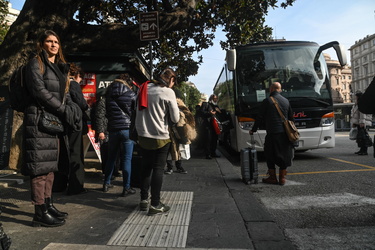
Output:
[0, 0, 9, 44]
[0, 0, 296, 86]
[176, 82, 202, 112]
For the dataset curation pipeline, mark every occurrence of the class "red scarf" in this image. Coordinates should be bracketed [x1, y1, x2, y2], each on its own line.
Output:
[138, 80, 151, 110]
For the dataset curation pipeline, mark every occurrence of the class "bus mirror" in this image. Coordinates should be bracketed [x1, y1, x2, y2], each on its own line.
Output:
[333, 43, 347, 66]
[226, 49, 236, 71]
[314, 41, 347, 67]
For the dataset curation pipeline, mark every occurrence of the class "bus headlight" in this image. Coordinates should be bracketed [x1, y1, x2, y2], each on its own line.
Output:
[321, 112, 334, 127]
[238, 117, 255, 130]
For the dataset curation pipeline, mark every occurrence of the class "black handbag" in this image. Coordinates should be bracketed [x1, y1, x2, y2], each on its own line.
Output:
[365, 132, 373, 147]
[38, 109, 64, 135]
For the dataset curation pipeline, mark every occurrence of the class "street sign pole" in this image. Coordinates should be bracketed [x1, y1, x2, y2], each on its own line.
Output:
[149, 41, 153, 80]
[139, 11, 159, 80]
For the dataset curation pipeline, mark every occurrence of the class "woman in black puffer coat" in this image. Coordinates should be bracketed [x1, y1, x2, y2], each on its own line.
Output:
[22, 30, 81, 227]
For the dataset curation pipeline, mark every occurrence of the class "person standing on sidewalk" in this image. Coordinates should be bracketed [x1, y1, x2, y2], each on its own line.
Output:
[250, 82, 294, 185]
[94, 93, 123, 179]
[350, 91, 372, 155]
[22, 30, 78, 227]
[136, 68, 180, 215]
[65, 63, 89, 195]
[103, 73, 137, 196]
[164, 82, 196, 175]
[200, 94, 222, 159]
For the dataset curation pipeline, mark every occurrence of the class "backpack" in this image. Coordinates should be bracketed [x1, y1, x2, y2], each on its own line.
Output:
[8, 65, 30, 112]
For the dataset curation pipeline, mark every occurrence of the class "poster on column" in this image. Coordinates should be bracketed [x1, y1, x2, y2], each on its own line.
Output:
[0, 87, 13, 169]
[81, 73, 101, 162]
[81, 73, 97, 107]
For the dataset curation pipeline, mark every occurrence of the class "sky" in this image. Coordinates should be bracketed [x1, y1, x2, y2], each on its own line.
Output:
[9, 0, 375, 96]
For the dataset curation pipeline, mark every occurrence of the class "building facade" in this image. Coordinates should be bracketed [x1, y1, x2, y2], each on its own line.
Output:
[6, 3, 20, 26]
[325, 53, 352, 103]
[349, 33, 375, 94]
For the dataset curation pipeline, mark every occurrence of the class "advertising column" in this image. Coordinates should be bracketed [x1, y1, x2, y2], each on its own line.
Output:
[81, 73, 101, 162]
[0, 87, 13, 170]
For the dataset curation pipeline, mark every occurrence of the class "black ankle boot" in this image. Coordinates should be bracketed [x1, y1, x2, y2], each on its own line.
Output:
[32, 204, 65, 227]
[45, 198, 68, 219]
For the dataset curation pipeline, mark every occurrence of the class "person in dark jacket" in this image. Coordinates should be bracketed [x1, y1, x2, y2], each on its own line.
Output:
[250, 82, 294, 185]
[65, 64, 89, 195]
[351, 92, 373, 155]
[358, 76, 375, 114]
[22, 30, 80, 227]
[103, 73, 137, 196]
[94, 94, 122, 178]
[200, 94, 221, 159]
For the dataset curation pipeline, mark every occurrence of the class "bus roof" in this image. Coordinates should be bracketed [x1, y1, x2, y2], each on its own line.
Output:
[235, 41, 319, 50]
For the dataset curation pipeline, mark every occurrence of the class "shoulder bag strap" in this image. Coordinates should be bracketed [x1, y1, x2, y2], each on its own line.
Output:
[270, 96, 287, 121]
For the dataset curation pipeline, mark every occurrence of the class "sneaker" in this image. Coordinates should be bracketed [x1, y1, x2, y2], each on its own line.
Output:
[140, 200, 149, 211]
[103, 184, 114, 192]
[147, 202, 170, 216]
[175, 169, 188, 174]
[121, 188, 136, 197]
[164, 169, 173, 175]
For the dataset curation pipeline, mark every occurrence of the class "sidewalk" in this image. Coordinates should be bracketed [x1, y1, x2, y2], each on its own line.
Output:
[0, 148, 295, 250]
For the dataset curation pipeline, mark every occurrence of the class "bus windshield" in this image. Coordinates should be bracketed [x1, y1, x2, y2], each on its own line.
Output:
[235, 43, 332, 114]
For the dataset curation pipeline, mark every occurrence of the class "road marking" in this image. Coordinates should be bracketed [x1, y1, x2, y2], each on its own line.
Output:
[107, 191, 193, 248]
[328, 157, 375, 169]
[258, 158, 375, 177]
[261, 193, 375, 209]
[285, 227, 375, 249]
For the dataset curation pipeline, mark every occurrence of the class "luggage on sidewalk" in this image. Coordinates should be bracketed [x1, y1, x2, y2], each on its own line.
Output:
[240, 136, 258, 185]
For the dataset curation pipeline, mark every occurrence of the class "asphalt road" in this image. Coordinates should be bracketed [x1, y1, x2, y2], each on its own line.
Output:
[226, 131, 375, 249]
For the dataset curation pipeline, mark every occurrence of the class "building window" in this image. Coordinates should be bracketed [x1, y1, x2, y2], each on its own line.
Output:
[363, 43, 368, 50]
[363, 56, 368, 63]
[343, 75, 346, 80]
[364, 65, 368, 76]
[355, 60, 359, 66]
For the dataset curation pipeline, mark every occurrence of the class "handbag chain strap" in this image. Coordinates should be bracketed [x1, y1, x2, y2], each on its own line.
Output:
[270, 96, 287, 121]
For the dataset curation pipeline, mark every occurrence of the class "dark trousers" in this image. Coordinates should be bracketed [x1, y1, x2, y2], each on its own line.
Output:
[264, 133, 294, 170]
[166, 160, 183, 170]
[66, 130, 85, 194]
[100, 139, 121, 175]
[140, 143, 170, 207]
[30, 172, 54, 205]
[356, 126, 368, 153]
[204, 126, 218, 156]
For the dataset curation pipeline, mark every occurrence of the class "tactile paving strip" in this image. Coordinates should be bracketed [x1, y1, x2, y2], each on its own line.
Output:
[107, 191, 193, 248]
